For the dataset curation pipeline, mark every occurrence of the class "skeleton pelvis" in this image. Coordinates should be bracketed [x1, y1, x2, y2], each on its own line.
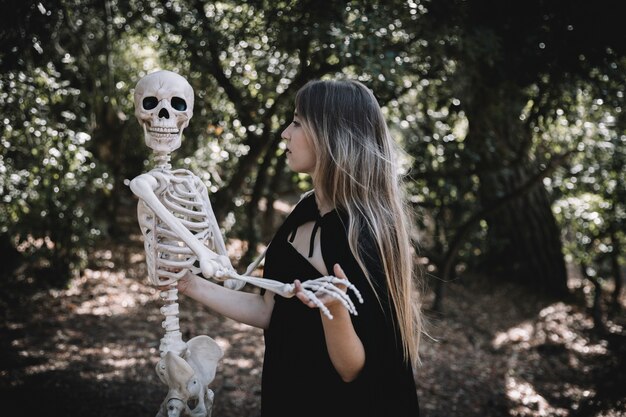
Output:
[156, 336, 223, 417]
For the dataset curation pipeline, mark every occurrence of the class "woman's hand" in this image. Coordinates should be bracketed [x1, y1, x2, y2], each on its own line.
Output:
[297, 263, 366, 380]
[295, 263, 349, 313]
[176, 270, 194, 294]
[156, 270, 194, 295]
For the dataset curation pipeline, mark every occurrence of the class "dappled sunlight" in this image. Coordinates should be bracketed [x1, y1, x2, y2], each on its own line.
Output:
[19, 347, 71, 376]
[15, 341, 155, 383]
[225, 238, 268, 270]
[215, 336, 231, 354]
[5, 239, 624, 417]
[1, 238, 172, 401]
[417, 274, 626, 417]
[506, 374, 567, 417]
[95, 345, 154, 380]
[49, 267, 156, 316]
[493, 321, 534, 349]
[489, 299, 623, 416]
[222, 357, 257, 370]
[230, 322, 257, 332]
[493, 302, 608, 356]
[535, 303, 608, 355]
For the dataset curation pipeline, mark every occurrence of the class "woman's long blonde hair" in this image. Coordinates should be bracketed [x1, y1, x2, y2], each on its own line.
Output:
[295, 79, 422, 365]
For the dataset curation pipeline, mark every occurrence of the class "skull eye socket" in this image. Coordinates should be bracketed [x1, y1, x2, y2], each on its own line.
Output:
[143, 96, 159, 110]
[171, 97, 187, 111]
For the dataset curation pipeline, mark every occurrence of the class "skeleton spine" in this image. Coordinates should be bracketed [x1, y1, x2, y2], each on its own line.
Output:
[159, 285, 187, 357]
[153, 152, 172, 169]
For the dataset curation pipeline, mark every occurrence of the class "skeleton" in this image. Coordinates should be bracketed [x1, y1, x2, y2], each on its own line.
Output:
[129, 70, 362, 417]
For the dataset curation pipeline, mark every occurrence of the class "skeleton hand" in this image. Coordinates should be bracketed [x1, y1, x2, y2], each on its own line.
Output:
[199, 255, 232, 280]
[294, 264, 363, 319]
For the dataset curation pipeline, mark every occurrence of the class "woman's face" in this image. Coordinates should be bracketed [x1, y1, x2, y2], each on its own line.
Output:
[282, 112, 316, 175]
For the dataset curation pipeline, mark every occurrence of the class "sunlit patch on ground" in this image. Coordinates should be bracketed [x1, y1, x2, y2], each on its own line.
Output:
[506, 374, 568, 417]
[493, 302, 609, 355]
[416, 271, 626, 417]
[0, 233, 266, 416]
[489, 297, 624, 417]
[493, 321, 535, 349]
[66, 269, 155, 316]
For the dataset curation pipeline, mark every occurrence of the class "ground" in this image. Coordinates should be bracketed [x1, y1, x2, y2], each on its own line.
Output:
[1, 227, 625, 416]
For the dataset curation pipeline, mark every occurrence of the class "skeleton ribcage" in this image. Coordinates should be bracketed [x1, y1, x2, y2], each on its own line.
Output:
[137, 170, 215, 286]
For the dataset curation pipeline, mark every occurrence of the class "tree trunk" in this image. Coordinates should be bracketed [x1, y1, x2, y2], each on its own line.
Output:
[464, 82, 568, 296]
[581, 263, 607, 333]
[243, 137, 280, 266]
[262, 154, 288, 239]
[478, 163, 568, 294]
[609, 229, 623, 309]
[0, 233, 21, 279]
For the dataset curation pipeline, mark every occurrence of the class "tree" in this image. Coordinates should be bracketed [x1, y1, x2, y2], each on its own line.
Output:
[394, 0, 625, 296]
[552, 72, 626, 322]
[0, 0, 151, 282]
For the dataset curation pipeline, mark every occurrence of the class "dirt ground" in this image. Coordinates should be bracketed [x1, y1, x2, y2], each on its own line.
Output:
[1, 227, 625, 417]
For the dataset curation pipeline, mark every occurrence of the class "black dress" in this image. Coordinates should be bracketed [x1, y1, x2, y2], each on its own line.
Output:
[261, 193, 420, 417]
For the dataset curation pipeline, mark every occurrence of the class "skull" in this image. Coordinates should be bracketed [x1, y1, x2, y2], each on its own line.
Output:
[134, 70, 194, 153]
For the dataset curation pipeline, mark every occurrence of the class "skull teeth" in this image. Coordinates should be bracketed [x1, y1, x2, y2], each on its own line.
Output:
[148, 127, 180, 134]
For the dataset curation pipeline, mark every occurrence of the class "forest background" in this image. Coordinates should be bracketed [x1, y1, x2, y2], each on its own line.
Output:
[0, 1, 625, 416]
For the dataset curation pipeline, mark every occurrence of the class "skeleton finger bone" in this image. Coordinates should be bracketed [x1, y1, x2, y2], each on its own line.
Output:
[299, 277, 363, 299]
[301, 288, 334, 318]
[299, 279, 361, 316]
[304, 285, 358, 315]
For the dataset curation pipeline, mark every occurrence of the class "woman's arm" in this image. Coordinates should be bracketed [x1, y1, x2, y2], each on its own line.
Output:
[296, 264, 365, 382]
[179, 271, 276, 329]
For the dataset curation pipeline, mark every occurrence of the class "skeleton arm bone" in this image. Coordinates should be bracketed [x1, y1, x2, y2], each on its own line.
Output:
[196, 181, 246, 290]
[224, 246, 362, 312]
[131, 174, 362, 318]
[196, 179, 227, 256]
[182, 264, 363, 320]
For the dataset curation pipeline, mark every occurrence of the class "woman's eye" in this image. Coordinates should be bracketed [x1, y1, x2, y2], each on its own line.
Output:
[292, 120, 300, 126]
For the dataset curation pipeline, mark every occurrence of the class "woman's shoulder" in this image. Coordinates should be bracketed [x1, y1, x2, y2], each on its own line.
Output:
[294, 191, 318, 219]
[275, 190, 317, 234]
[299, 189, 315, 201]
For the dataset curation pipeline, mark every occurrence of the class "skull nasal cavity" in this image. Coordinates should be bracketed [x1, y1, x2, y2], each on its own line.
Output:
[158, 108, 170, 119]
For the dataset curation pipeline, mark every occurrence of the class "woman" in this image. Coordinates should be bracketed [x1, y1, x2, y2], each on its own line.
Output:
[179, 79, 422, 416]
